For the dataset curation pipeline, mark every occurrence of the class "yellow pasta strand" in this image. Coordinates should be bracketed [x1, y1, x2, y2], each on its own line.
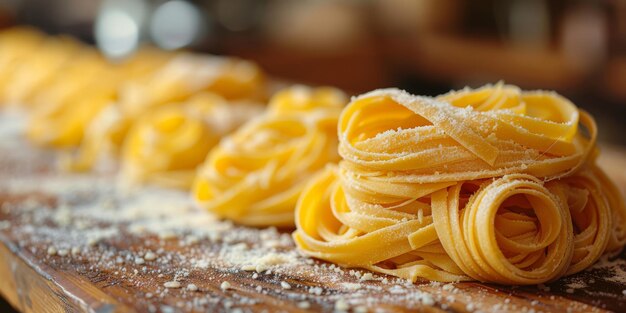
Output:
[193, 86, 347, 227]
[120, 93, 263, 188]
[294, 83, 626, 284]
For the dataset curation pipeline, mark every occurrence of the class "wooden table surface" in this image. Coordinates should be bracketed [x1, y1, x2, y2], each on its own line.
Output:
[0, 113, 625, 313]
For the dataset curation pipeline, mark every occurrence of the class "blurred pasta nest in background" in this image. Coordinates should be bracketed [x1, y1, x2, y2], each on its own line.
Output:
[121, 93, 263, 188]
[0, 27, 269, 185]
[193, 86, 347, 227]
[293, 83, 626, 285]
[60, 54, 266, 175]
[25, 47, 172, 149]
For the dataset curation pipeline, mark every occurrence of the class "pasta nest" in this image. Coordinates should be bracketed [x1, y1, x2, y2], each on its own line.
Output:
[24, 47, 172, 148]
[193, 86, 347, 227]
[120, 93, 263, 188]
[60, 52, 263, 171]
[293, 83, 626, 284]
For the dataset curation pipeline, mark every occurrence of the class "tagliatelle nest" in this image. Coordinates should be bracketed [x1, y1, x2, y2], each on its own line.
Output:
[293, 84, 626, 285]
[193, 86, 347, 227]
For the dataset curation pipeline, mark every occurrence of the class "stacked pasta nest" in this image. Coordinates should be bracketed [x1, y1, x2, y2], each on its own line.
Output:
[294, 86, 626, 284]
[1, 27, 624, 285]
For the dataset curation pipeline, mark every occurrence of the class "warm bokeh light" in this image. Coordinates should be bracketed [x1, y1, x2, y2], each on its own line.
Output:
[94, 0, 146, 59]
[150, 0, 205, 50]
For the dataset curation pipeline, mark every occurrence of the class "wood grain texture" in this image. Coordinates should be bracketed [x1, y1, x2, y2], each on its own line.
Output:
[0, 115, 625, 313]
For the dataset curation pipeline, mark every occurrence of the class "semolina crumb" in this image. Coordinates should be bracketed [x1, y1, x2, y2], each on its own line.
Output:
[220, 281, 231, 291]
[144, 251, 157, 261]
[360, 273, 374, 281]
[354, 306, 368, 313]
[159, 231, 176, 240]
[280, 281, 291, 289]
[342, 282, 361, 291]
[255, 264, 268, 273]
[47, 246, 57, 256]
[309, 286, 323, 296]
[334, 299, 350, 311]
[442, 284, 454, 291]
[164, 281, 181, 289]
[186, 283, 198, 292]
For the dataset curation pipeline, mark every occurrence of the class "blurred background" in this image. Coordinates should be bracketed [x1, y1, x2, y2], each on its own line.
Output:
[0, 0, 625, 145]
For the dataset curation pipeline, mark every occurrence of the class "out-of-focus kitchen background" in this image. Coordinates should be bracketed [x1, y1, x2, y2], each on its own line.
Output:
[1, 0, 625, 145]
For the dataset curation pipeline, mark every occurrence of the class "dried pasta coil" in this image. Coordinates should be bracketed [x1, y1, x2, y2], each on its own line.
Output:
[294, 84, 625, 284]
[193, 86, 346, 227]
[121, 93, 263, 188]
[431, 174, 574, 284]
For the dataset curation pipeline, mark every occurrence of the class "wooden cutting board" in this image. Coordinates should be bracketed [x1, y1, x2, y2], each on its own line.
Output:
[0, 114, 625, 313]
